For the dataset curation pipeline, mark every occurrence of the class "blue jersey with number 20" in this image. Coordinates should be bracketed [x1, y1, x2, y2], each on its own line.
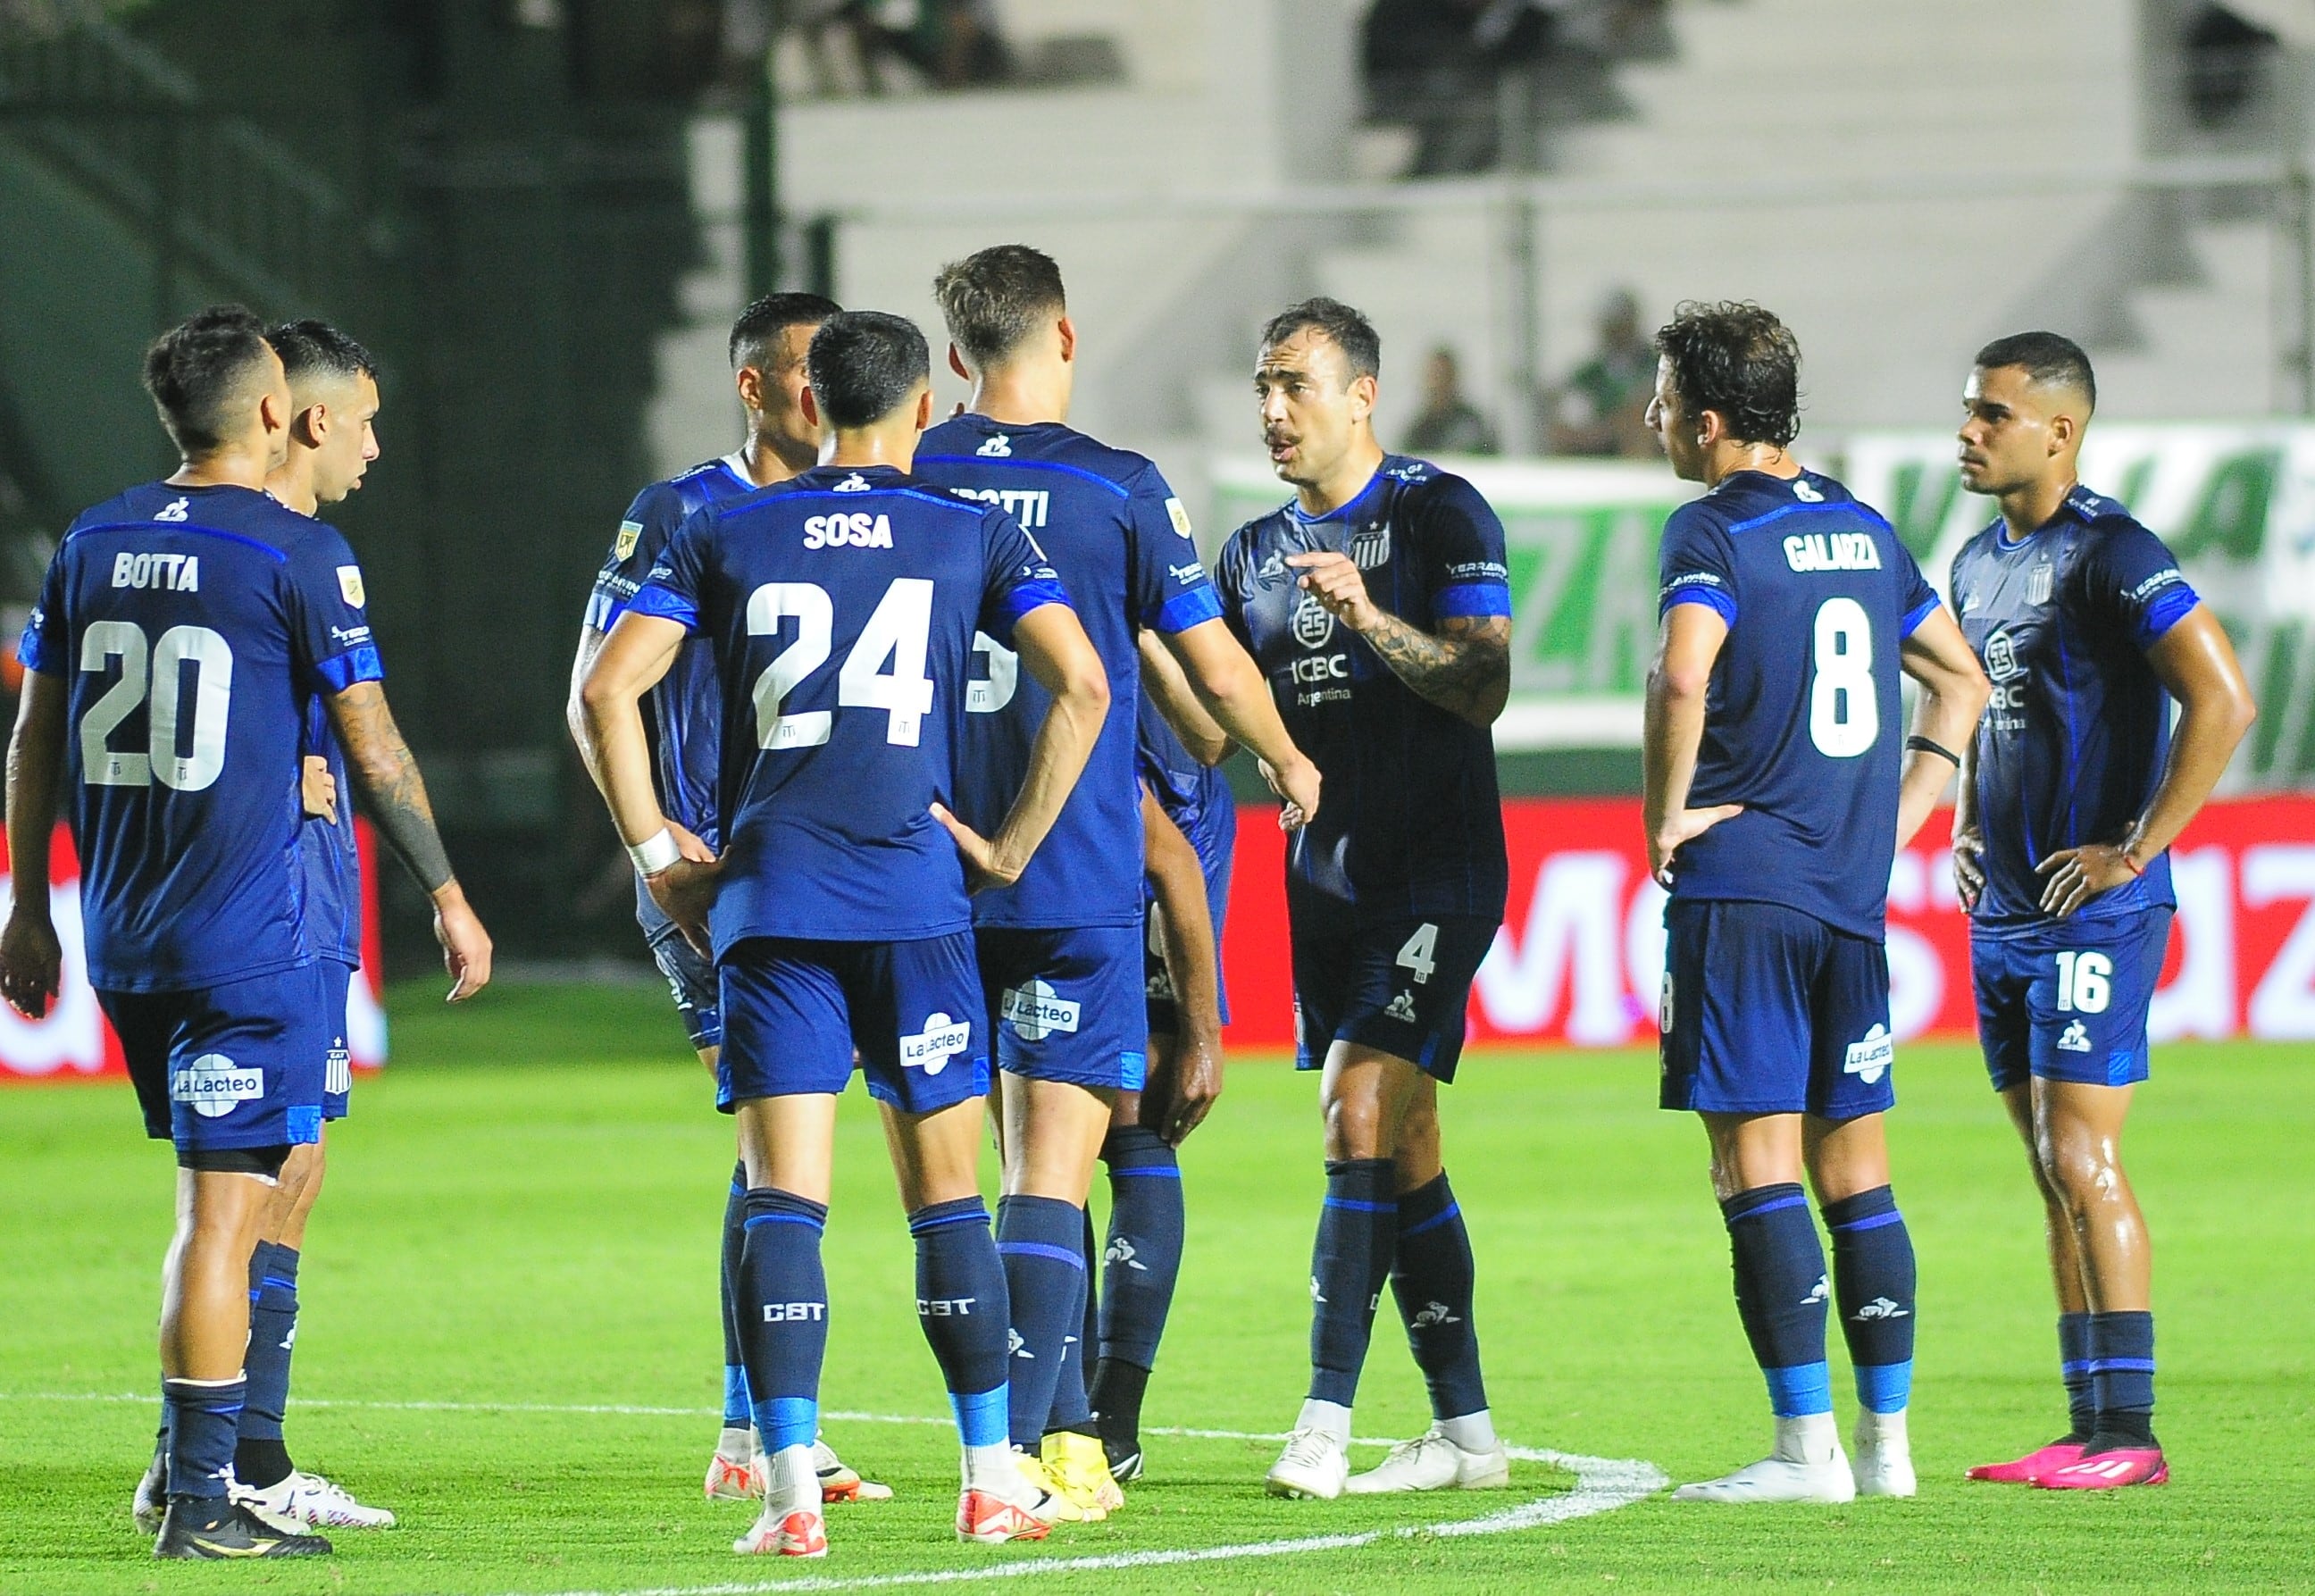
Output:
[629, 464, 1071, 954]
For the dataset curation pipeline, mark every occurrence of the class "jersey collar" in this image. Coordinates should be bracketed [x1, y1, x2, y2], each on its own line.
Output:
[1286, 463, 1387, 527]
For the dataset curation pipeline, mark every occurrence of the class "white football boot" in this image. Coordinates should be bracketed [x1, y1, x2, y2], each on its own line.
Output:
[1851, 1408, 1917, 1498]
[733, 1443, 826, 1557]
[1345, 1425, 1512, 1493]
[1266, 1426, 1350, 1500]
[1673, 1413, 1858, 1504]
[230, 1468, 398, 1529]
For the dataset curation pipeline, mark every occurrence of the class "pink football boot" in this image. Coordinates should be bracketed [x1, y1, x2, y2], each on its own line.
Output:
[2036, 1448, 2168, 1490]
[1966, 1439, 2085, 1483]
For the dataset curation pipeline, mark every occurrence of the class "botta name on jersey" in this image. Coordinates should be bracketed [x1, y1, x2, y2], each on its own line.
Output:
[1782, 531, 1884, 572]
[111, 551, 202, 591]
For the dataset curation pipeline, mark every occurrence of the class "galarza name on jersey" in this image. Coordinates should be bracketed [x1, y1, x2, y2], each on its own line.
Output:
[1782, 531, 1883, 572]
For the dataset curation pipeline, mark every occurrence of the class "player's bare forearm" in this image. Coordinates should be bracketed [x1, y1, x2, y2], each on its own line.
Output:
[953, 604, 1109, 885]
[1140, 629, 1232, 765]
[576, 613, 687, 846]
[1166, 618, 1303, 773]
[1352, 610, 1511, 728]
[326, 681, 456, 894]
[2127, 606, 2255, 862]
[1144, 790, 1221, 1044]
[1896, 608, 1991, 848]
[1642, 605, 1739, 882]
[564, 623, 610, 783]
[0, 671, 67, 1017]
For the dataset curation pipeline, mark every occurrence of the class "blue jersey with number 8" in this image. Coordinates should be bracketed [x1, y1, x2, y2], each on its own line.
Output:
[21, 481, 383, 992]
[630, 464, 1071, 953]
[1657, 470, 1939, 940]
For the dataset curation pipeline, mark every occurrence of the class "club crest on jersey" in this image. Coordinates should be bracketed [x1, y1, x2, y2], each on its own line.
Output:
[172, 1053, 263, 1119]
[900, 1012, 972, 1075]
[1165, 497, 1193, 539]
[999, 981, 1082, 1041]
[1783, 531, 1882, 572]
[154, 497, 189, 522]
[614, 519, 642, 562]
[1843, 1024, 1893, 1085]
[832, 472, 872, 492]
[337, 565, 366, 607]
[1984, 629, 2022, 682]
[2027, 563, 2053, 606]
[1292, 591, 1336, 648]
[803, 512, 895, 549]
[1350, 521, 1390, 570]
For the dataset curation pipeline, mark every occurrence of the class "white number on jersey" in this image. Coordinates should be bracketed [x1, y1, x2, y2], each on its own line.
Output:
[78, 621, 234, 791]
[748, 578, 938, 750]
[1396, 922, 1440, 985]
[2054, 950, 2113, 1015]
[1808, 596, 1878, 757]
[965, 632, 1018, 714]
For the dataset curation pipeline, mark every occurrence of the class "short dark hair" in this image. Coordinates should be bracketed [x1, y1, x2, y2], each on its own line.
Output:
[1259, 297, 1381, 383]
[141, 304, 275, 456]
[806, 311, 930, 429]
[730, 291, 842, 370]
[932, 245, 1066, 368]
[1654, 301, 1801, 447]
[268, 319, 377, 393]
[1974, 330, 2097, 411]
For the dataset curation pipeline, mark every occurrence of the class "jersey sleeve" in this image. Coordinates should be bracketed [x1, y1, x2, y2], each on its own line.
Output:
[585, 482, 686, 632]
[16, 545, 70, 675]
[977, 508, 1073, 647]
[1126, 464, 1224, 635]
[1893, 539, 1940, 639]
[1657, 501, 1738, 626]
[1416, 476, 1512, 620]
[1213, 531, 1254, 649]
[625, 505, 711, 632]
[2085, 522, 2201, 650]
[283, 525, 386, 695]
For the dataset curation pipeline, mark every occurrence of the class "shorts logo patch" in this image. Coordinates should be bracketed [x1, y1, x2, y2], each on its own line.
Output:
[614, 520, 643, 562]
[2058, 1018, 2094, 1053]
[336, 565, 367, 608]
[1843, 1024, 1893, 1085]
[999, 981, 1082, 1041]
[1292, 591, 1335, 648]
[1383, 990, 1418, 1023]
[172, 1053, 264, 1119]
[325, 1037, 351, 1097]
[900, 1012, 972, 1076]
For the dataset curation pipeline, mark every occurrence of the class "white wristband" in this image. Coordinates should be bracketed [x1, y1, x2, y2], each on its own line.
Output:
[628, 827, 681, 877]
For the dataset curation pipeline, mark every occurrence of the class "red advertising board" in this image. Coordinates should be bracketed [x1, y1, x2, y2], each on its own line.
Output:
[0, 822, 388, 1081]
[1220, 796, 2315, 1050]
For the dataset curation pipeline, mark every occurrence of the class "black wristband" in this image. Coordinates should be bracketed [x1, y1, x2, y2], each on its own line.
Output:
[1905, 734, 1961, 767]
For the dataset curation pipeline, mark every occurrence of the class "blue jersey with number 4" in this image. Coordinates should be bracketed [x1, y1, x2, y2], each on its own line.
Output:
[629, 464, 1071, 952]
[21, 481, 383, 991]
[1658, 470, 1939, 940]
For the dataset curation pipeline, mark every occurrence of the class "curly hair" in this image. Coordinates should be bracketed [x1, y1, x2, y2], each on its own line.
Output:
[1653, 300, 1801, 447]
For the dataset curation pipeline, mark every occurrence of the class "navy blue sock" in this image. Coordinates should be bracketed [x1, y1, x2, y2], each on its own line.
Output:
[163, 1377, 245, 1516]
[1308, 1158, 1397, 1408]
[1389, 1173, 1488, 1422]
[736, 1188, 829, 1455]
[909, 1198, 1011, 1450]
[1079, 1206, 1100, 1404]
[1820, 1186, 1915, 1414]
[1098, 1126, 1184, 1374]
[720, 1163, 750, 1429]
[2086, 1310, 2156, 1446]
[1045, 1242, 1095, 1436]
[2058, 1312, 2095, 1440]
[232, 1241, 300, 1488]
[1720, 1182, 1832, 1417]
[996, 1194, 1088, 1449]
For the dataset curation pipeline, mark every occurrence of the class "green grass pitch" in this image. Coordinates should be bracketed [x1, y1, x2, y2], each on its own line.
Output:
[2, 982, 2311, 1594]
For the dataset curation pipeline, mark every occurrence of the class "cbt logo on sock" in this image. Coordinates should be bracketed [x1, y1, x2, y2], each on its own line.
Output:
[762, 1301, 827, 1323]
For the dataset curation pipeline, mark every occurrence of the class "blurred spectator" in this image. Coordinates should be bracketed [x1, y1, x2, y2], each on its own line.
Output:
[781, 0, 1009, 96]
[1547, 288, 1659, 459]
[1405, 348, 1500, 456]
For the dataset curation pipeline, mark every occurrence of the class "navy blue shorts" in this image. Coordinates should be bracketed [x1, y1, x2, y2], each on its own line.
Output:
[978, 923, 1147, 1092]
[639, 876, 723, 1052]
[104, 963, 333, 1160]
[1143, 848, 1233, 1036]
[1972, 909, 2172, 1092]
[1290, 910, 1494, 1084]
[322, 960, 354, 1121]
[1659, 898, 1895, 1119]
[718, 932, 988, 1115]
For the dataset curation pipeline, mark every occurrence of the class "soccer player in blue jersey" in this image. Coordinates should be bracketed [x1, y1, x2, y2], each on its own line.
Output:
[565, 291, 882, 1507]
[0, 305, 491, 1558]
[1213, 298, 1513, 1501]
[914, 247, 1318, 1516]
[1641, 302, 1988, 1505]
[577, 309, 1110, 1557]
[1947, 334, 2254, 1491]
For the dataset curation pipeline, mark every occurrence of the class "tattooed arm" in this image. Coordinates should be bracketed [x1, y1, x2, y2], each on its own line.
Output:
[326, 681, 493, 999]
[1283, 549, 1511, 728]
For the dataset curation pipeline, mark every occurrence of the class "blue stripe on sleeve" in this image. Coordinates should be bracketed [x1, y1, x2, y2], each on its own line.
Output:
[1662, 586, 1738, 627]
[2135, 581, 2199, 649]
[584, 590, 623, 631]
[1900, 596, 1939, 639]
[625, 583, 699, 631]
[314, 645, 385, 693]
[988, 576, 1073, 643]
[1433, 581, 1512, 619]
[16, 623, 49, 674]
[1150, 585, 1224, 634]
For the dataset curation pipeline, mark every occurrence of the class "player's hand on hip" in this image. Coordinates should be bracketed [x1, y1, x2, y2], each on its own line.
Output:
[430, 882, 494, 1001]
[1951, 823, 1987, 911]
[647, 859, 723, 957]
[1258, 754, 1321, 831]
[2036, 842, 2137, 918]
[0, 911, 62, 1020]
[301, 755, 338, 823]
[929, 803, 1017, 892]
[1158, 1030, 1224, 1146]
[1648, 805, 1744, 887]
[665, 819, 717, 865]
[1286, 551, 1382, 631]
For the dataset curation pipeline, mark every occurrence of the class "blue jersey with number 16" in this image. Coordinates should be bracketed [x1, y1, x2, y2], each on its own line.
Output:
[20, 481, 383, 992]
[1658, 470, 1939, 940]
[630, 464, 1071, 954]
